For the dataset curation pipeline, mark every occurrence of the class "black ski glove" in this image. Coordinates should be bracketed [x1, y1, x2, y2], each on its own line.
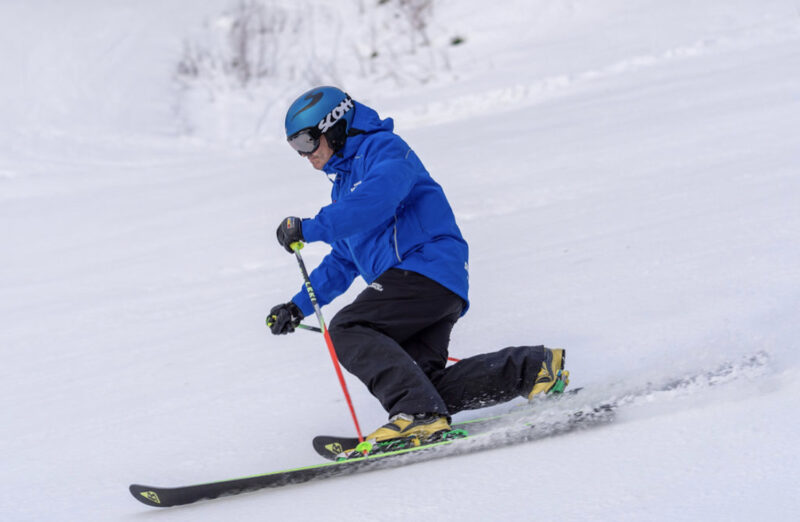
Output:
[267, 302, 304, 335]
[276, 216, 304, 253]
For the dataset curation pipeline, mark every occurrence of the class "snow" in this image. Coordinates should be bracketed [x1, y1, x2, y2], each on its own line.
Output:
[1, 0, 799, 519]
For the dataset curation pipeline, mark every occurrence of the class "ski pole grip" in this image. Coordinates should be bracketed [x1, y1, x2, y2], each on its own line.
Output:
[290, 241, 304, 252]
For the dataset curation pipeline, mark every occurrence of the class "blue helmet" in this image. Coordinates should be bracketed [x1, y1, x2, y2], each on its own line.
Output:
[285, 86, 355, 140]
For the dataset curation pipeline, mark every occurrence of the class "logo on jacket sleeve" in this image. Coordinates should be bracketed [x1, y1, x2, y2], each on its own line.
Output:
[369, 282, 384, 292]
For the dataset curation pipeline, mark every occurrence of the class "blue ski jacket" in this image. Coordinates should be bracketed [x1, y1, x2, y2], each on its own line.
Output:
[290, 100, 470, 318]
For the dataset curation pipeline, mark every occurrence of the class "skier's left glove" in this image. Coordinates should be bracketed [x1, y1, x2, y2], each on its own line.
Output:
[267, 302, 304, 335]
[276, 216, 304, 253]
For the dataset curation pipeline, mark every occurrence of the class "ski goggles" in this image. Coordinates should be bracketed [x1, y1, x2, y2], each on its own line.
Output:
[287, 127, 322, 156]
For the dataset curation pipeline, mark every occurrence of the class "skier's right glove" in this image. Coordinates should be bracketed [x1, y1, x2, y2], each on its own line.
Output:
[267, 302, 304, 335]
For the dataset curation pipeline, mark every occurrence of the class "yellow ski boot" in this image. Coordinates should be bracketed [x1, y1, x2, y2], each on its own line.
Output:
[365, 413, 451, 443]
[528, 348, 569, 399]
[346, 413, 452, 456]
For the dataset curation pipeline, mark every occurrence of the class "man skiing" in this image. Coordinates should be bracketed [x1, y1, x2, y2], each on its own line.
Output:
[268, 86, 568, 447]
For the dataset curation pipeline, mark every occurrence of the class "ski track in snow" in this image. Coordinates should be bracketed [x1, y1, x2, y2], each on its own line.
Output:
[391, 16, 800, 129]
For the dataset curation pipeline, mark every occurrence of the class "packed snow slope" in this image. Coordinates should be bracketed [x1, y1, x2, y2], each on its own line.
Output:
[2, 1, 799, 520]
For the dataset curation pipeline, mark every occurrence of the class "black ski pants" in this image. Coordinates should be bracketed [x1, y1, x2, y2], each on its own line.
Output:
[328, 269, 549, 417]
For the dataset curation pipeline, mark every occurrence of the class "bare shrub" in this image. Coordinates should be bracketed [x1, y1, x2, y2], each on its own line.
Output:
[177, 0, 457, 89]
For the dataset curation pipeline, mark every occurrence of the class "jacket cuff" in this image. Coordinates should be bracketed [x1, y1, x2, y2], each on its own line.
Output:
[301, 218, 323, 243]
[291, 290, 314, 319]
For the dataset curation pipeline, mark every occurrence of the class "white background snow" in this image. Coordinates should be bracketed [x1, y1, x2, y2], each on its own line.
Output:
[2, 0, 799, 520]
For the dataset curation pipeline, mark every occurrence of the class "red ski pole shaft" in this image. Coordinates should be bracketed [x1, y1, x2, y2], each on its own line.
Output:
[291, 242, 364, 442]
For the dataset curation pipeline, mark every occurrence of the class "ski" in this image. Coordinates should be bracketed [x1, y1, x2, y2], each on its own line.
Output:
[129, 400, 614, 508]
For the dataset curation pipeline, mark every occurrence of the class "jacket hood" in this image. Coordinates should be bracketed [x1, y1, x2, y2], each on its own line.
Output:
[323, 100, 393, 175]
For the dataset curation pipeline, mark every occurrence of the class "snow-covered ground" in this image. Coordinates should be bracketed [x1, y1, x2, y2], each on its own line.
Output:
[2, 1, 799, 520]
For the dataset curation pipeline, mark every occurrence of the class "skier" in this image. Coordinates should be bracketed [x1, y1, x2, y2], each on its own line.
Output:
[268, 86, 568, 446]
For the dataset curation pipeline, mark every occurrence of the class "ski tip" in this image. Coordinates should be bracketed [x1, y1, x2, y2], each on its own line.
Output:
[129, 484, 166, 507]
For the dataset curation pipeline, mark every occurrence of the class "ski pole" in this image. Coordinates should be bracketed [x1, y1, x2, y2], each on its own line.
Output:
[296, 324, 322, 333]
[297, 321, 461, 363]
[290, 242, 365, 442]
